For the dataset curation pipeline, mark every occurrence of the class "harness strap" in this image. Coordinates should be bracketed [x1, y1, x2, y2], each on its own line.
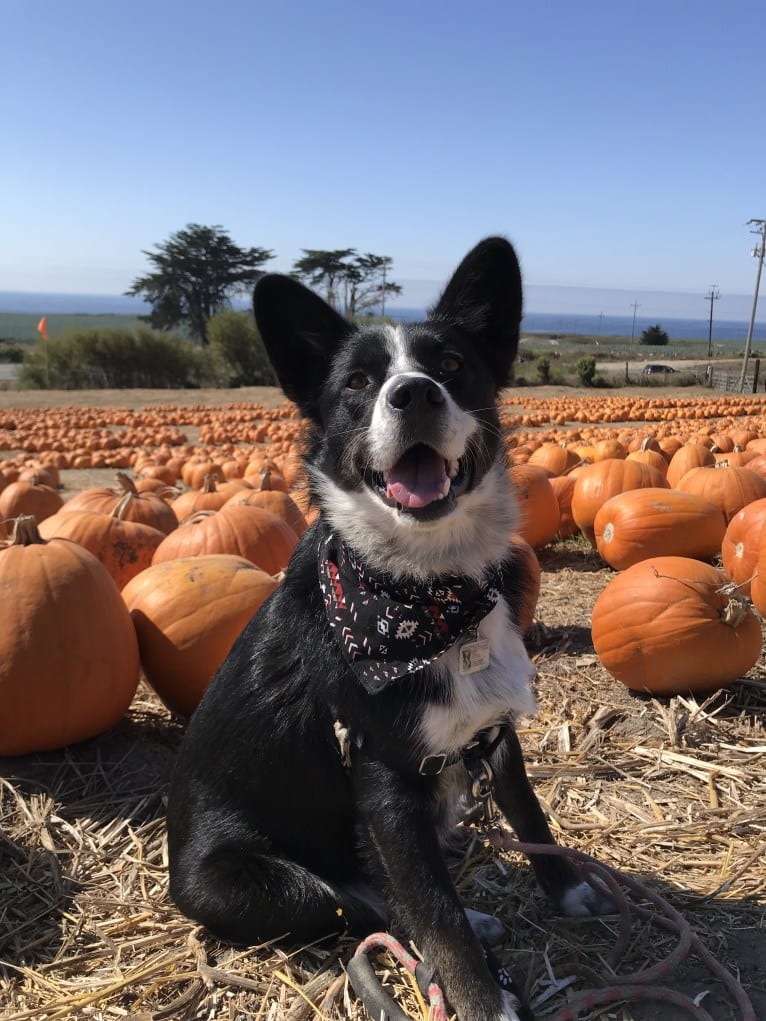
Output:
[418, 722, 509, 777]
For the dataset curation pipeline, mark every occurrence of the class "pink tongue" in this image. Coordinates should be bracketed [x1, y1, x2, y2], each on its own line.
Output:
[386, 447, 448, 508]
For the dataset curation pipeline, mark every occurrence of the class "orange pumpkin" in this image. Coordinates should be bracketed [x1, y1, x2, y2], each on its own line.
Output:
[0, 516, 140, 754]
[225, 488, 308, 538]
[122, 554, 279, 715]
[666, 443, 715, 488]
[64, 472, 178, 534]
[676, 465, 766, 524]
[509, 464, 560, 550]
[594, 488, 726, 571]
[527, 443, 581, 476]
[510, 534, 540, 635]
[171, 473, 234, 521]
[151, 503, 298, 575]
[549, 475, 579, 538]
[721, 497, 766, 595]
[591, 556, 761, 695]
[0, 479, 63, 524]
[571, 459, 669, 545]
[39, 506, 166, 590]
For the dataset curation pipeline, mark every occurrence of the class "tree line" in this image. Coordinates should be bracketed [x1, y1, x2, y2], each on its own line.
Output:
[126, 224, 402, 345]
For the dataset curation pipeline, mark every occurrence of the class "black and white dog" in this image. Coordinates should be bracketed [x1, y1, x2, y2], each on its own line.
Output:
[167, 238, 609, 1021]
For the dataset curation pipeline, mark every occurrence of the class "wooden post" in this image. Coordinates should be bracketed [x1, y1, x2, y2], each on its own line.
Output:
[753, 358, 760, 394]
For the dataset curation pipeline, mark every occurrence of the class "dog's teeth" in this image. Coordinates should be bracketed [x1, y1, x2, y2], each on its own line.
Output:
[441, 477, 451, 498]
[447, 460, 460, 479]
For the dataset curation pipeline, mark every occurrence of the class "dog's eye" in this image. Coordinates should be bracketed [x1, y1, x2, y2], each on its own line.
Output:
[440, 353, 463, 375]
[346, 371, 371, 390]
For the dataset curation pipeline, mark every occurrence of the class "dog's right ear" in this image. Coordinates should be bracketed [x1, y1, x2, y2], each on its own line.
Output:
[254, 275, 352, 420]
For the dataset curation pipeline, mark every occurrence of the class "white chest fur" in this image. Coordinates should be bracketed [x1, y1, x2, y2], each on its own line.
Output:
[418, 601, 537, 757]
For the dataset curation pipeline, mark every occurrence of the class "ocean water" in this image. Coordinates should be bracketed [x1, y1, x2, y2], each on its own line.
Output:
[1, 291, 762, 345]
[389, 307, 763, 344]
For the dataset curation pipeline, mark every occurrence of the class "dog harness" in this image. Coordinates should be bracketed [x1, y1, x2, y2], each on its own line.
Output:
[318, 534, 502, 694]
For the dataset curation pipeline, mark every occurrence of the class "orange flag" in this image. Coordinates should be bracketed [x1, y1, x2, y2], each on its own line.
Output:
[37, 316, 48, 341]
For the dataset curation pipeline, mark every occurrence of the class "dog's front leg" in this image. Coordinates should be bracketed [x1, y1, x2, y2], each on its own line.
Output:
[492, 728, 613, 917]
[354, 757, 530, 1021]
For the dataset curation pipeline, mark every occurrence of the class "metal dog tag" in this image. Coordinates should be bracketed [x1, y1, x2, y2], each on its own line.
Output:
[459, 626, 490, 676]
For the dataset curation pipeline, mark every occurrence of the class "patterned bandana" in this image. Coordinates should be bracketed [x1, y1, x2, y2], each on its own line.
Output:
[318, 534, 502, 694]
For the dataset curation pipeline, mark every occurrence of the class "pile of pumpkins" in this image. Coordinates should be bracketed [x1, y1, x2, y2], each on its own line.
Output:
[3, 395, 766, 758]
[511, 430, 766, 699]
[0, 449, 308, 756]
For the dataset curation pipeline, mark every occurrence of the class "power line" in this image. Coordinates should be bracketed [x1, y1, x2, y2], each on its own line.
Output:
[705, 285, 720, 359]
[738, 219, 766, 392]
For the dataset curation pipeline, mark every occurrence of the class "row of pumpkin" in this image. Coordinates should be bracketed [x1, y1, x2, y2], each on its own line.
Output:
[510, 434, 766, 699]
[4, 399, 766, 758]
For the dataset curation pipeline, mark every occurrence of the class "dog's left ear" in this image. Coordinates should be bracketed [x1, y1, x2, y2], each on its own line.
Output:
[254, 275, 353, 420]
[430, 237, 522, 388]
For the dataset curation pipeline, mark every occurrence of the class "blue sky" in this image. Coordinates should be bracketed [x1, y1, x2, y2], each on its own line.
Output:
[3, 1, 766, 320]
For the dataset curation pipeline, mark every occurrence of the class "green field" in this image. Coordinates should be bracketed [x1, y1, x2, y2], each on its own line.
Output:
[0, 312, 142, 344]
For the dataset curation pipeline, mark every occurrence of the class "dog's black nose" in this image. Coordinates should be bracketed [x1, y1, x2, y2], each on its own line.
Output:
[387, 377, 444, 411]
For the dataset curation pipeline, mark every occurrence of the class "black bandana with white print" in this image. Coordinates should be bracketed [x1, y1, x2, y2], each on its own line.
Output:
[318, 534, 502, 694]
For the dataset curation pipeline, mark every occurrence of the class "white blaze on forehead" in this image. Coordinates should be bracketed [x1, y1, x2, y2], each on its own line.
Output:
[383, 323, 420, 374]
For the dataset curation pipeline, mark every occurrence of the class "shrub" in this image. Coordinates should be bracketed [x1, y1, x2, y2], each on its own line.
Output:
[0, 341, 25, 363]
[537, 356, 552, 384]
[641, 324, 669, 346]
[19, 326, 212, 389]
[206, 309, 276, 387]
[575, 355, 597, 386]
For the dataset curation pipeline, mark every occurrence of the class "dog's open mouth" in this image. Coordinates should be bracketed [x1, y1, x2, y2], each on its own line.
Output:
[368, 444, 470, 518]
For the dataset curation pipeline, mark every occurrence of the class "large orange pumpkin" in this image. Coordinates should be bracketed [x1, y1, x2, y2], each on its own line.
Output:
[65, 472, 178, 535]
[666, 443, 715, 488]
[0, 516, 140, 755]
[224, 488, 308, 538]
[676, 465, 766, 524]
[549, 475, 579, 539]
[509, 464, 560, 550]
[591, 556, 761, 695]
[122, 554, 279, 715]
[571, 459, 669, 545]
[594, 488, 726, 571]
[509, 534, 540, 635]
[0, 479, 63, 524]
[527, 443, 581, 476]
[151, 503, 298, 575]
[39, 506, 166, 590]
[721, 498, 766, 596]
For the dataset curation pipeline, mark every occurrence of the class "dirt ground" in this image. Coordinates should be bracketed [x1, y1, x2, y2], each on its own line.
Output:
[1, 385, 766, 1020]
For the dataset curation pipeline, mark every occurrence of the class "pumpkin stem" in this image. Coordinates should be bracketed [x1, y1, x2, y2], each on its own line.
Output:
[259, 469, 272, 491]
[9, 514, 46, 546]
[720, 594, 751, 629]
[201, 473, 219, 494]
[116, 471, 139, 496]
[112, 491, 135, 520]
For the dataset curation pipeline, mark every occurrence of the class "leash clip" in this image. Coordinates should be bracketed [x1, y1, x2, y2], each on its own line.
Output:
[466, 756, 497, 823]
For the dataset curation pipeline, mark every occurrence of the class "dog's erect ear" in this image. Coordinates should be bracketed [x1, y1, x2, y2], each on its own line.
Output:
[429, 237, 522, 388]
[254, 275, 353, 419]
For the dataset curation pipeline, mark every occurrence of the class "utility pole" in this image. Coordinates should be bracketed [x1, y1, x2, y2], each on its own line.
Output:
[705, 285, 720, 359]
[738, 219, 766, 393]
[630, 300, 641, 345]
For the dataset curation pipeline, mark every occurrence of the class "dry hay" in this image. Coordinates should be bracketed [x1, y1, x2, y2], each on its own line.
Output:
[2, 541, 765, 1020]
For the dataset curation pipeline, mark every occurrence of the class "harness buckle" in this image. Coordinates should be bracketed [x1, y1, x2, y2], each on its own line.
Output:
[419, 753, 448, 776]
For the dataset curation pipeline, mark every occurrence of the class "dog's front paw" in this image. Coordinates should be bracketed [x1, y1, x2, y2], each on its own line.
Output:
[465, 907, 505, 947]
[494, 988, 533, 1021]
[559, 878, 615, 917]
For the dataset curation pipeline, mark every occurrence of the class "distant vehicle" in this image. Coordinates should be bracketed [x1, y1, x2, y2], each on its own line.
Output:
[643, 363, 676, 375]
